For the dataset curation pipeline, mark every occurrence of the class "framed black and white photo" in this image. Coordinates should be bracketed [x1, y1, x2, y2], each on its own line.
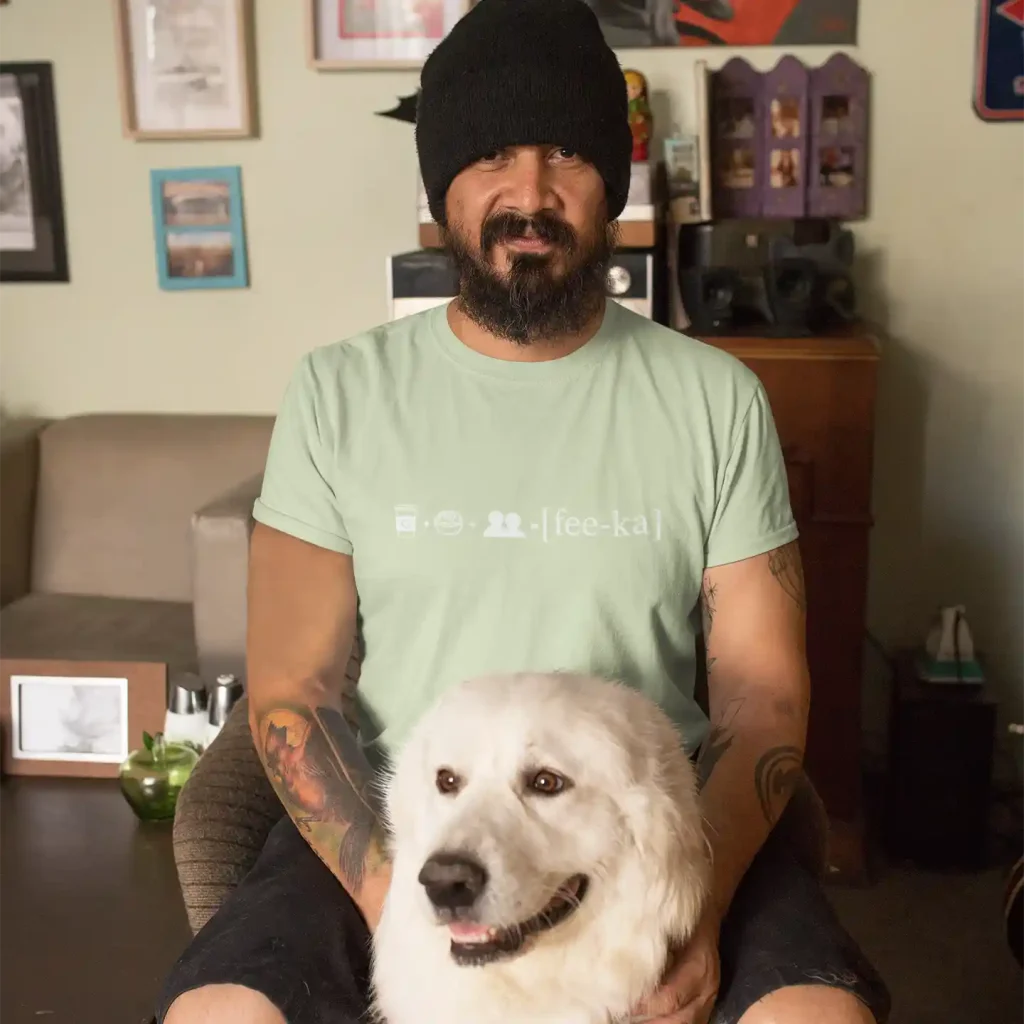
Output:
[114, 0, 256, 139]
[0, 62, 69, 283]
[0, 660, 167, 778]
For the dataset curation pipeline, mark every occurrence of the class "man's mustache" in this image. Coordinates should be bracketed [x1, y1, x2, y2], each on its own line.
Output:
[480, 210, 578, 254]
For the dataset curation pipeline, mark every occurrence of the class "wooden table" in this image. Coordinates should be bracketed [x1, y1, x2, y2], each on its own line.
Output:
[0, 776, 192, 1024]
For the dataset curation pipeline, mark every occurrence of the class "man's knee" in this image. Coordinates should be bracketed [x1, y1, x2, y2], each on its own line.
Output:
[163, 983, 286, 1024]
[737, 984, 877, 1024]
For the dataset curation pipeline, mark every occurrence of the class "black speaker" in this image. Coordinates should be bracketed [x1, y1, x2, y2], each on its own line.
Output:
[884, 654, 998, 870]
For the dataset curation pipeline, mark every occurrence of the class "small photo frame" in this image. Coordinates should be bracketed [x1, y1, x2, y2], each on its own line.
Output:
[150, 165, 248, 290]
[113, 0, 256, 139]
[0, 660, 166, 778]
[307, 0, 470, 70]
[0, 62, 69, 283]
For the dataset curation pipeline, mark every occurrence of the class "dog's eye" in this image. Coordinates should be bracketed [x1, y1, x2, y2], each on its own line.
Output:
[528, 769, 567, 796]
[435, 768, 462, 795]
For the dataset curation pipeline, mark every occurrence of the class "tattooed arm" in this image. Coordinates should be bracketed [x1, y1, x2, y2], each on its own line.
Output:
[694, 539, 810, 921]
[245, 522, 391, 930]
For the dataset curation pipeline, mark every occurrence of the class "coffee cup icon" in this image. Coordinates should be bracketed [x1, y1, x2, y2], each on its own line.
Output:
[394, 505, 418, 534]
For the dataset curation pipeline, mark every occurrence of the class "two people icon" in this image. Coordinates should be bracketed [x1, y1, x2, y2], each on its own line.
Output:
[483, 511, 526, 538]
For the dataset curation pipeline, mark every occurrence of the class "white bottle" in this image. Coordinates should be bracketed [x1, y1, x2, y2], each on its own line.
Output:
[164, 673, 209, 754]
[206, 672, 244, 747]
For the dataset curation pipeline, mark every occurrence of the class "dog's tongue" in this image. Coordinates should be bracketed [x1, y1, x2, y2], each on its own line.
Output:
[448, 922, 494, 943]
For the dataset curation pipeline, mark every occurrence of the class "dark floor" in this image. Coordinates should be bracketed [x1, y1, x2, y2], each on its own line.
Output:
[827, 858, 1022, 1024]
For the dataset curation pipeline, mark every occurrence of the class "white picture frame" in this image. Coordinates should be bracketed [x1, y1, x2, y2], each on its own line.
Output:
[113, 0, 256, 139]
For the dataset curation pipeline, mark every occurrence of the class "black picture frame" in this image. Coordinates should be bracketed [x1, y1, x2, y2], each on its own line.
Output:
[0, 62, 69, 283]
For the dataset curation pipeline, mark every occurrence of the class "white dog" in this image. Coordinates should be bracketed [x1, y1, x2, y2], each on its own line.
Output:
[371, 672, 710, 1024]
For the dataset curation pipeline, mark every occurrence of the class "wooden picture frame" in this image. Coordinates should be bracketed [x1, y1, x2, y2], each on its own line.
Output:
[0, 660, 167, 778]
[0, 62, 69, 283]
[307, 0, 471, 71]
[150, 164, 249, 289]
[113, 0, 256, 140]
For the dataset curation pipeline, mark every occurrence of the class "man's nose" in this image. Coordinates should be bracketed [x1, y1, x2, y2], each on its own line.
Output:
[502, 147, 553, 215]
[418, 851, 489, 910]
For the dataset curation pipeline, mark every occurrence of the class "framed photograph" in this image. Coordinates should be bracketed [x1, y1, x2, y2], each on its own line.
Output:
[0, 660, 167, 778]
[307, 0, 470, 70]
[113, 0, 256, 139]
[150, 165, 248, 290]
[0, 62, 69, 283]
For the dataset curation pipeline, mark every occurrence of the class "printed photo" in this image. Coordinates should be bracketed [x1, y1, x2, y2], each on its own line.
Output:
[162, 178, 231, 226]
[819, 145, 854, 187]
[821, 94, 853, 135]
[13, 676, 128, 762]
[0, 73, 35, 251]
[719, 146, 755, 189]
[664, 136, 700, 198]
[166, 229, 235, 278]
[770, 147, 801, 188]
[339, 0, 448, 40]
[770, 96, 801, 138]
[150, 0, 231, 111]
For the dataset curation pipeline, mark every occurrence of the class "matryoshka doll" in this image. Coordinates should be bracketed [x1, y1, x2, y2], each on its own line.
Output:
[624, 68, 653, 163]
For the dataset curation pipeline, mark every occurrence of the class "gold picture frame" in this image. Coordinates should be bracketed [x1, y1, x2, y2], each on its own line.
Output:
[306, 0, 471, 71]
[113, 0, 256, 140]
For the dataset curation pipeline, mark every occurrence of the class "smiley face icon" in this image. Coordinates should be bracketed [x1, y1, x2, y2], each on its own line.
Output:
[433, 510, 464, 536]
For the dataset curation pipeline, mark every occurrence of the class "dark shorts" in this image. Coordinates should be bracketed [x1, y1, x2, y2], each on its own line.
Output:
[156, 815, 891, 1024]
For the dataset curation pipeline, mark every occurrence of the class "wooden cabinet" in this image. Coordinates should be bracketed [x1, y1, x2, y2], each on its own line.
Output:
[699, 329, 881, 882]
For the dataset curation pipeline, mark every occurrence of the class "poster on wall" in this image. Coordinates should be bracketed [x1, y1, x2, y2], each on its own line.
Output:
[974, 0, 1024, 121]
[584, 0, 858, 47]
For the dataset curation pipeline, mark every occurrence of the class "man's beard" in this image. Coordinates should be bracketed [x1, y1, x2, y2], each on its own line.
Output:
[441, 209, 618, 346]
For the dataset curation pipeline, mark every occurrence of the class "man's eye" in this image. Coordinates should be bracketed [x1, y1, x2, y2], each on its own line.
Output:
[552, 147, 580, 162]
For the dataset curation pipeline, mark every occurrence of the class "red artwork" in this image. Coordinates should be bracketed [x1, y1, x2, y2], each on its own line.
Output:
[674, 0, 845, 46]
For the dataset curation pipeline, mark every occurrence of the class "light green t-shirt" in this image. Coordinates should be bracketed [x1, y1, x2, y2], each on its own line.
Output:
[252, 299, 797, 766]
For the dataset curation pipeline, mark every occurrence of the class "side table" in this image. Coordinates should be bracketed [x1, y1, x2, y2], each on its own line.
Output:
[0, 776, 191, 1024]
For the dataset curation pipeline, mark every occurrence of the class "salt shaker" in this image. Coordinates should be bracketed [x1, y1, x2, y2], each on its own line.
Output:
[206, 673, 244, 747]
[164, 672, 209, 754]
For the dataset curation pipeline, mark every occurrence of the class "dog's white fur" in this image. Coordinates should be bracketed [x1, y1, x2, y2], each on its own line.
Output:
[371, 672, 709, 1024]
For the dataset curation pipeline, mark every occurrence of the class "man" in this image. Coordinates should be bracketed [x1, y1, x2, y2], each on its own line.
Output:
[158, 1, 890, 1022]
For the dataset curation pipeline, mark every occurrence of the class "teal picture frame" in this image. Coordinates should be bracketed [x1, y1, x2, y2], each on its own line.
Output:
[149, 166, 249, 290]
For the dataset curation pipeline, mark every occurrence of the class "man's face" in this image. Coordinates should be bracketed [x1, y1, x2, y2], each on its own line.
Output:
[441, 145, 617, 346]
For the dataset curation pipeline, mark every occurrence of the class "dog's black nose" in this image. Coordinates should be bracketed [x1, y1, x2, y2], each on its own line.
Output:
[418, 852, 489, 910]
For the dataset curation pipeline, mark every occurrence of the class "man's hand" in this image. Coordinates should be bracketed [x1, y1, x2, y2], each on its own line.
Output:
[628, 905, 721, 1024]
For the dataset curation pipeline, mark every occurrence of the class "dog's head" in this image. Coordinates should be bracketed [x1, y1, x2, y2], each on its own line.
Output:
[380, 672, 707, 968]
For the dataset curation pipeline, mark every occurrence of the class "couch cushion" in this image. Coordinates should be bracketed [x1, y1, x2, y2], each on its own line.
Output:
[31, 414, 273, 602]
[0, 592, 197, 673]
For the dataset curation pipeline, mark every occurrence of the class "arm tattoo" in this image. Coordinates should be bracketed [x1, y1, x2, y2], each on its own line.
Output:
[753, 745, 803, 824]
[699, 574, 718, 674]
[767, 542, 806, 612]
[695, 696, 743, 790]
[260, 700, 389, 892]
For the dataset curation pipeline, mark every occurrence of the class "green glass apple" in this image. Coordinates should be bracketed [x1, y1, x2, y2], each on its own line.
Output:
[118, 731, 199, 822]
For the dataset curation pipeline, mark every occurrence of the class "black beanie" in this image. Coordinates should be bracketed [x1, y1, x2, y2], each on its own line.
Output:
[415, 0, 632, 226]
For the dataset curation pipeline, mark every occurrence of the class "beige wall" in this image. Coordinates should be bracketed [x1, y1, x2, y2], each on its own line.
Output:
[2, 1, 1022, 767]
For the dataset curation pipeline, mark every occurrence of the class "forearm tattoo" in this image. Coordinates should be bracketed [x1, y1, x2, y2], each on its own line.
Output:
[695, 695, 742, 790]
[259, 699, 390, 892]
[753, 745, 804, 825]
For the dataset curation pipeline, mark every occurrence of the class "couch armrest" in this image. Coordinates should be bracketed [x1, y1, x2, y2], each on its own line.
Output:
[191, 472, 262, 683]
[0, 418, 49, 608]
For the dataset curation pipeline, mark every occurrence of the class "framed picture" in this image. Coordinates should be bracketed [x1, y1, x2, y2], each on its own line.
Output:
[0, 660, 166, 778]
[0, 62, 69, 283]
[150, 165, 249, 290]
[307, 0, 470, 70]
[113, 0, 256, 139]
